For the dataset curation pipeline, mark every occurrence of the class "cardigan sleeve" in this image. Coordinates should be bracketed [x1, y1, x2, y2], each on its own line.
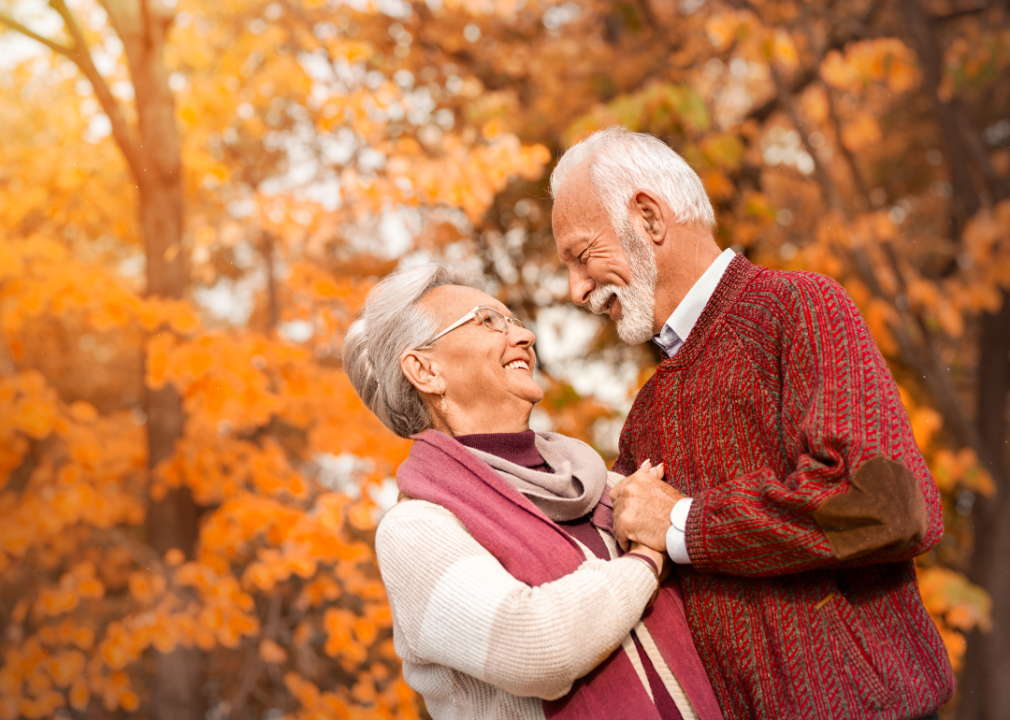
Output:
[684, 272, 944, 577]
[375, 499, 658, 700]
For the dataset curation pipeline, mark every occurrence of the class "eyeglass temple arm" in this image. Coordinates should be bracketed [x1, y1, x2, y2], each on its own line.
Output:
[420, 306, 482, 347]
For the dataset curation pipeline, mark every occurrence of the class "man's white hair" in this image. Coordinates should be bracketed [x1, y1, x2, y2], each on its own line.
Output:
[549, 126, 715, 231]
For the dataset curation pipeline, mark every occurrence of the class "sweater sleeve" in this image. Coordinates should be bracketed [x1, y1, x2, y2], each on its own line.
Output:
[684, 272, 944, 578]
[375, 499, 658, 700]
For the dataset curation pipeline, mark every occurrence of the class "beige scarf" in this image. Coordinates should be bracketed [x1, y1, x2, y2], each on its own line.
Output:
[465, 432, 608, 522]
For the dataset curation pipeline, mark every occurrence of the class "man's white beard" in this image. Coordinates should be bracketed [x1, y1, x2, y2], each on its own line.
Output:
[587, 219, 658, 345]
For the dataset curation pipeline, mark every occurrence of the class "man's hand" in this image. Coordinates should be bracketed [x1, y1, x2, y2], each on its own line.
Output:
[612, 460, 687, 552]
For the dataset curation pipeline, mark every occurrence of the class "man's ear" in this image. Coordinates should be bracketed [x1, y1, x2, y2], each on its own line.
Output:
[631, 189, 667, 245]
[400, 349, 444, 397]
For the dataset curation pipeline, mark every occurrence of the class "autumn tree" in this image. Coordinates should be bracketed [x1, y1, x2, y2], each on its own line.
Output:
[1, 1, 546, 719]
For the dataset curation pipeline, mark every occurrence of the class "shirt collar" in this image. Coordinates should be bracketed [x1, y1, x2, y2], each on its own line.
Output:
[653, 249, 736, 357]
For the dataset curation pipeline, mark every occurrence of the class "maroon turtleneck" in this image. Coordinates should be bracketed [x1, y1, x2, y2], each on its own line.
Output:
[454, 431, 683, 720]
[455, 430, 549, 470]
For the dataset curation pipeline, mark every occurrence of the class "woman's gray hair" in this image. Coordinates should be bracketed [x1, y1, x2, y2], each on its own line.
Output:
[342, 263, 486, 438]
[549, 126, 716, 232]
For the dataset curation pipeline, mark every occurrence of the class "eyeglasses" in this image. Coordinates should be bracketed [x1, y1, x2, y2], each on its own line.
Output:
[418, 306, 526, 348]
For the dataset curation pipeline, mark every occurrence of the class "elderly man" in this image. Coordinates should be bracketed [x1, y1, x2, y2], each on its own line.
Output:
[550, 126, 954, 720]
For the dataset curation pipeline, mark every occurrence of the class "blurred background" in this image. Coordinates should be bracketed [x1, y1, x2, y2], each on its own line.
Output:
[0, 0, 1008, 718]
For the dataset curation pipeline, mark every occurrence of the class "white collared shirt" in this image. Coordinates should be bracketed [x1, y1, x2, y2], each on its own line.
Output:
[653, 248, 735, 564]
[652, 248, 736, 359]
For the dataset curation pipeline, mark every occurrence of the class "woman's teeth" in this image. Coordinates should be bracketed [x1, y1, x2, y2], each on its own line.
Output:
[505, 360, 529, 371]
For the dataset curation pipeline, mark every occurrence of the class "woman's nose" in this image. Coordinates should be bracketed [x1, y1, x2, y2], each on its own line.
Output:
[510, 325, 536, 347]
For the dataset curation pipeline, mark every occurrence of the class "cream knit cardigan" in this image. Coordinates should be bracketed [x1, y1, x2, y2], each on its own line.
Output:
[375, 473, 699, 720]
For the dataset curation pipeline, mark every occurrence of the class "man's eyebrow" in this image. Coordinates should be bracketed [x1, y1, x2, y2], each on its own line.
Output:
[558, 234, 589, 262]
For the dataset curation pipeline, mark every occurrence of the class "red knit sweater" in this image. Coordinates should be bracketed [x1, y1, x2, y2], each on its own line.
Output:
[613, 255, 955, 720]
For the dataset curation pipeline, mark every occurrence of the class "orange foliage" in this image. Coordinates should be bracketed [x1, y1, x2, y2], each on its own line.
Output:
[2, 0, 1007, 718]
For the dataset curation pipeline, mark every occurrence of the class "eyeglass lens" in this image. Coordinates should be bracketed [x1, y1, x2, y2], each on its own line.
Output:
[476, 307, 523, 333]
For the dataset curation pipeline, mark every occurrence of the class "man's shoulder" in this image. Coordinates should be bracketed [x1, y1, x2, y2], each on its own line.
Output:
[730, 265, 854, 324]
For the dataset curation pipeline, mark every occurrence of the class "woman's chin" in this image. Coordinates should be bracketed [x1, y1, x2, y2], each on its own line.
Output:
[505, 392, 543, 416]
[514, 377, 544, 405]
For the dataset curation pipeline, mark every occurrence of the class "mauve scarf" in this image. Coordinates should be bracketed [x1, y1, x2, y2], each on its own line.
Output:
[397, 429, 724, 720]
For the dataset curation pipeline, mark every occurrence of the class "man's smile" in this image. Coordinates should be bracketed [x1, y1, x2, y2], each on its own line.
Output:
[607, 295, 623, 321]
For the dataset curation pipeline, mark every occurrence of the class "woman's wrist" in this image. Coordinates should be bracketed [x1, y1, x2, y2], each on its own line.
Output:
[627, 543, 667, 572]
[624, 544, 667, 608]
[624, 551, 659, 575]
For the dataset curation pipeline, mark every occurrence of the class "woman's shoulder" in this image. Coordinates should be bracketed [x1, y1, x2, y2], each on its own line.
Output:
[375, 499, 505, 588]
[382, 496, 455, 520]
[376, 499, 471, 551]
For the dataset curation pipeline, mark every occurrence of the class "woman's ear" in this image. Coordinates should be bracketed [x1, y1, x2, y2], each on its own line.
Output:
[400, 350, 444, 397]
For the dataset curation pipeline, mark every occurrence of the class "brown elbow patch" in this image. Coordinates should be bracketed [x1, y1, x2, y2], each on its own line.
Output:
[813, 456, 928, 561]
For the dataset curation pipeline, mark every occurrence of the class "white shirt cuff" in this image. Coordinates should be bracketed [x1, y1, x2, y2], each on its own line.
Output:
[665, 498, 693, 565]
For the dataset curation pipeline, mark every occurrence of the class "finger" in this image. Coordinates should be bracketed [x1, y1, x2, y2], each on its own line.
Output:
[650, 463, 665, 480]
[614, 521, 629, 551]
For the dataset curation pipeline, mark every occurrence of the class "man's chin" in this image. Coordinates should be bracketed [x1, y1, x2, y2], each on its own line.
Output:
[615, 314, 656, 345]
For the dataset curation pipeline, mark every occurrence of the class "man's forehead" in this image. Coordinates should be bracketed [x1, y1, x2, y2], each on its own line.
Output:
[553, 169, 605, 258]
[554, 157, 595, 212]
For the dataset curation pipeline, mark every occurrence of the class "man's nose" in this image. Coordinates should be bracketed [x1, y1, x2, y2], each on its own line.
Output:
[570, 271, 595, 307]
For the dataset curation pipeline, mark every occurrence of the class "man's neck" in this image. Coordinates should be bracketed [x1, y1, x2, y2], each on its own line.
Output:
[651, 231, 723, 334]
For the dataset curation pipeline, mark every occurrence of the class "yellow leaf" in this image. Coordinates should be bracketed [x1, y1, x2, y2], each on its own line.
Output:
[13, 398, 58, 439]
[258, 638, 288, 664]
[910, 407, 943, 450]
[771, 30, 799, 70]
[821, 51, 861, 93]
[840, 113, 881, 153]
[68, 677, 89, 711]
[69, 401, 98, 424]
[45, 650, 84, 688]
[146, 334, 176, 390]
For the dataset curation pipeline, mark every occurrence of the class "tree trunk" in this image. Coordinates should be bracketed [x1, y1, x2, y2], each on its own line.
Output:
[106, 3, 204, 719]
[959, 294, 1010, 720]
[1, 0, 205, 715]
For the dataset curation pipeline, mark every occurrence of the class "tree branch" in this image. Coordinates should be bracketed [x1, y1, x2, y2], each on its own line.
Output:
[229, 593, 282, 720]
[46, 0, 145, 179]
[899, 0, 981, 235]
[767, 63, 844, 212]
[824, 86, 870, 204]
[0, 12, 74, 57]
[929, 2, 995, 22]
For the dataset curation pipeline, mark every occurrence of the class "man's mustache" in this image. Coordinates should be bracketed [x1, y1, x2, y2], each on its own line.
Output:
[588, 285, 619, 315]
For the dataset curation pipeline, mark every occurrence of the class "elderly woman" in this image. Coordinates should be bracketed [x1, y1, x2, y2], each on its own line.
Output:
[343, 263, 722, 720]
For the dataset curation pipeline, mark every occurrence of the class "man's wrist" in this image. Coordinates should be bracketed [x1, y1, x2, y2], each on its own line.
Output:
[665, 498, 693, 564]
